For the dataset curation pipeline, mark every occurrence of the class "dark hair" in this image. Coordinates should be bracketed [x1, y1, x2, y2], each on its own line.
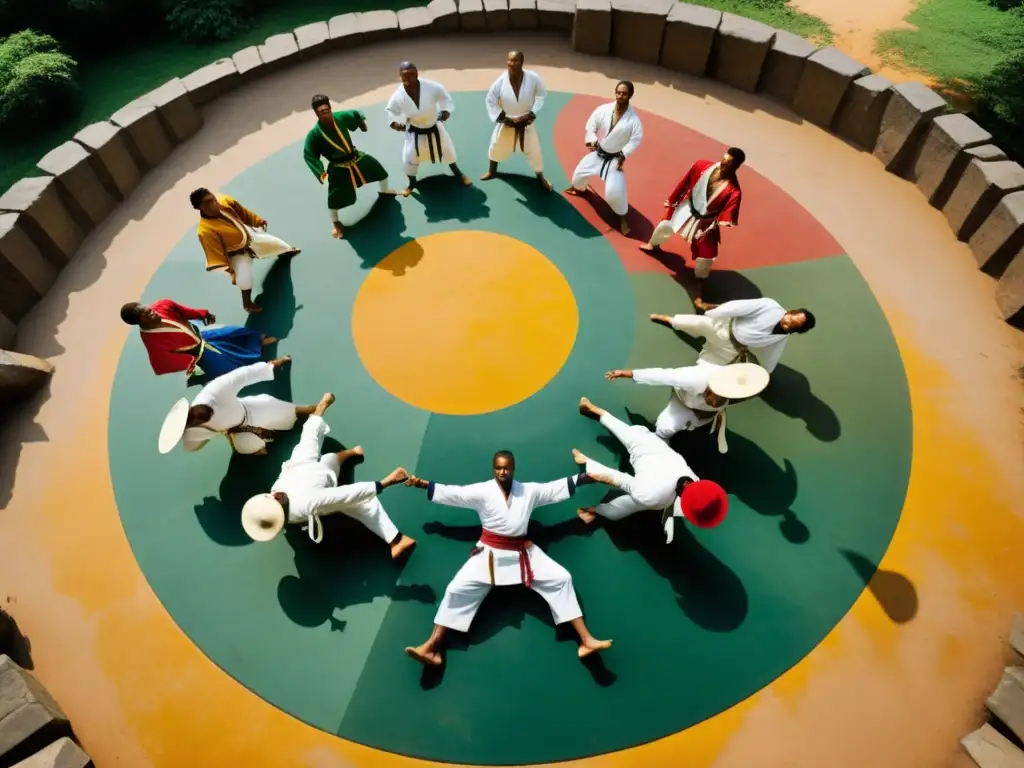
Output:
[311, 93, 331, 111]
[119, 302, 143, 325]
[616, 80, 635, 98]
[399, 60, 417, 71]
[189, 187, 211, 210]
[792, 308, 816, 333]
[509, 50, 524, 63]
[676, 476, 694, 495]
[726, 147, 746, 167]
[188, 404, 214, 425]
[493, 450, 515, 468]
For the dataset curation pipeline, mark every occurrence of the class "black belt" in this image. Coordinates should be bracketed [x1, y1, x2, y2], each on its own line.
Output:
[596, 147, 624, 180]
[409, 124, 444, 163]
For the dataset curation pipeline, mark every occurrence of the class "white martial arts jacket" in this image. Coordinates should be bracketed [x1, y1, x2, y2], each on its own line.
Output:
[705, 298, 789, 373]
[633, 364, 725, 415]
[272, 467, 380, 527]
[485, 69, 547, 121]
[585, 102, 644, 157]
[385, 78, 454, 131]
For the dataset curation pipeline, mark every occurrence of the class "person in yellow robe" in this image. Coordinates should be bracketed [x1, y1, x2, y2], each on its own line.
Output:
[190, 188, 300, 313]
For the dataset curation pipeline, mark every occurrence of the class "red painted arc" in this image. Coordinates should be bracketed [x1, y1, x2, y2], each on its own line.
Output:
[552, 95, 843, 274]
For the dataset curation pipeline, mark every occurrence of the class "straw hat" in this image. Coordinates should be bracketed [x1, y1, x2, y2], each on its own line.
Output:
[241, 494, 286, 542]
[158, 398, 190, 454]
[708, 363, 769, 400]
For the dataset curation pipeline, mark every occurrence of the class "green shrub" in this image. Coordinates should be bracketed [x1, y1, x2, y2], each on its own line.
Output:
[972, 51, 1024, 164]
[165, 0, 251, 43]
[0, 30, 78, 132]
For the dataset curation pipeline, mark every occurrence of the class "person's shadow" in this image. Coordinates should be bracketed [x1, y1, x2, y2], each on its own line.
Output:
[0, 607, 33, 670]
[642, 246, 763, 306]
[411, 176, 491, 224]
[570, 187, 652, 243]
[346, 195, 425, 274]
[500, 175, 602, 239]
[841, 549, 918, 624]
[760, 364, 841, 442]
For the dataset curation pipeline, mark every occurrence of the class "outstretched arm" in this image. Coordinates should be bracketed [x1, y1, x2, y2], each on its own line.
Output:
[312, 467, 408, 517]
[631, 366, 708, 391]
[303, 132, 327, 183]
[202, 359, 287, 401]
[405, 476, 483, 509]
[164, 299, 212, 322]
[528, 474, 590, 508]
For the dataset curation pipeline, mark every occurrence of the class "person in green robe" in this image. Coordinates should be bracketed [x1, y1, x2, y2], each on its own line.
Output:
[304, 94, 399, 239]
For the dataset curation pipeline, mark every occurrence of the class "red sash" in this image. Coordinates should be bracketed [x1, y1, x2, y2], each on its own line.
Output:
[474, 529, 534, 588]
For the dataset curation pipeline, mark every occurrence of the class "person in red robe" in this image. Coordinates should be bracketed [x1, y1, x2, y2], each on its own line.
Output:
[640, 148, 744, 298]
[120, 299, 276, 380]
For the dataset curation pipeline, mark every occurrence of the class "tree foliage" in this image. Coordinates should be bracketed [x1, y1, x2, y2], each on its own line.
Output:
[165, 0, 252, 44]
[972, 51, 1024, 164]
[0, 29, 79, 132]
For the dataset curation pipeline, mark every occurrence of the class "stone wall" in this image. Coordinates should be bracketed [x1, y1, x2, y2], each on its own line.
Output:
[1, 0, 1022, 369]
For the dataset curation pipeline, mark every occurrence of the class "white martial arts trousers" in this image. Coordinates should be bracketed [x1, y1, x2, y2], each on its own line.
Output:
[434, 544, 583, 632]
[570, 150, 629, 216]
[654, 393, 716, 441]
[329, 181, 394, 223]
[228, 227, 296, 291]
[489, 122, 544, 173]
[403, 123, 459, 177]
[671, 314, 745, 367]
[647, 220, 716, 278]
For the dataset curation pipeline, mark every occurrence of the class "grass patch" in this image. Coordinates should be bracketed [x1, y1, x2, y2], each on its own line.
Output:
[686, 0, 834, 45]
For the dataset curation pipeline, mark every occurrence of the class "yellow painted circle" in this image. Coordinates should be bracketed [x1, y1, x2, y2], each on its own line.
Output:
[352, 231, 578, 415]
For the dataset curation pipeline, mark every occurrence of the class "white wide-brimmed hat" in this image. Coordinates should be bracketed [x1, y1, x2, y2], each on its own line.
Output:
[708, 363, 770, 400]
[241, 494, 286, 542]
[158, 398, 190, 454]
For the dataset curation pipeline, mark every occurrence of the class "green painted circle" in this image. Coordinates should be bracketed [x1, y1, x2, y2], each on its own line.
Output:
[109, 92, 911, 765]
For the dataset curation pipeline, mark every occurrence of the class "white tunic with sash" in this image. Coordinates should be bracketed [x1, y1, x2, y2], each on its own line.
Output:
[570, 102, 644, 216]
[671, 298, 789, 373]
[385, 78, 458, 176]
[632, 364, 727, 440]
[485, 69, 547, 172]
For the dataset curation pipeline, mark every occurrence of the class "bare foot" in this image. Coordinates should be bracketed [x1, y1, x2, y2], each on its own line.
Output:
[402, 186, 414, 197]
[638, 243, 659, 253]
[319, 393, 336, 409]
[243, 303, 263, 314]
[460, 175, 472, 186]
[649, 313, 673, 327]
[405, 645, 442, 666]
[564, 187, 584, 196]
[261, 336, 278, 346]
[253, 448, 269, 456]
[571, 448, 587, 465]
[578, 507, 597, 525]
[619, 218, 631, 236]
[331, 222, 345, 240]
[578, 397, 602, 418]
[391, 534, 417, 560]
[480, 171, 498, 181]
[577, 637, 612, 659]
[349, 445, 364, 458]
[338, 445, 363, 464]
[538, 177, 553, 192]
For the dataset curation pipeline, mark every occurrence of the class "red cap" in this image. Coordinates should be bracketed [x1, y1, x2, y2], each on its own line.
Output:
[679, 480, 728, 528]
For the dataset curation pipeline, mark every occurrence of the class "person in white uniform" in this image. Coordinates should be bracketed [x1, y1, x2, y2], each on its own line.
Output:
[651, 298, 816, 374]
[566, 80, 644, 235]
[480, 50, 552, 191]
[240, 393, 417, 558]
[402, 450, 612, 667]
[573, 397, 729, 543]
[385, 61, 470, 195]
[157, 356, 318, 456]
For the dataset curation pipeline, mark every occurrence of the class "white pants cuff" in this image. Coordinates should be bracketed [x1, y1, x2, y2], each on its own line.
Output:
[230, 253, 253, 291]
[694, 257, 715, 279]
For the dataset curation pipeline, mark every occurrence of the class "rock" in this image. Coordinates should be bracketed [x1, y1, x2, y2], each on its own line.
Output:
[10, 738, 92, 768]
[572, 0, 612, 55]
[968, 190, 1024, 276]
[909, 113, 992, 207]
[139, 79, 203, 145]
[510, 0, 539, 27]
[428, 0, 460, 31]
[458, 0, 486, 30]
[833, 74, 893, 150]
[327, 14, 361, 48]
[1013, 613, 1024, 658]
[710, 13, 775, 93]
[969, 144, 1008, 162]
[231, 46, 263, 82]
[294, 22, 330, 59]
[538, 0, 575, 31]
[0, 177, 84, 266]
[988, 667, 1024, 744]
[792, 46, 870, 127]
[357, 10, 399, 43]
[109, 99, 172, 172]
[609, 0, 673, 64]
[873, 81, 948, 174]
[181, 58, 239, 106]
[999, 249, 1024, 327]
[943, 160, 1024, 241]
[258, 33, 300, 72]
[759, 30, 816, 104]
[660, 3, 721, 77]
[398, 6, 433, 35]
[37, 141, 116, 229]
[0, 655, 71, 767]
[961, 723, 1024, 768]
[0, 214, 53, 327]
[484, 0, 510, 28]
[72, 122, 139, 202]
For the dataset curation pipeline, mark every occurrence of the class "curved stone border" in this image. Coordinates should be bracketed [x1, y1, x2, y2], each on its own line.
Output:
[1, 0, 1022, 359]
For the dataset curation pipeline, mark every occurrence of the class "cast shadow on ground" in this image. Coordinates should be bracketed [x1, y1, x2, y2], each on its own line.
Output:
[760, 364, 841, 442]
[415, 517, 617, 690]
[498, 175, 602, 239]
[410, 175, 491, 224]
[346, 195, 425, 274]
[568, 187, 653, 244]
[0, 606, 34, 669]
[641, 246, 764, 306]
[841, 549, 918, 624]
[0, 380, 51, 511]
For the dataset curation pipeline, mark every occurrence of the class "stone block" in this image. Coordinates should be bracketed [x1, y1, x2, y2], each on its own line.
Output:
[428, 0, 460, 31]
[988, 667, 1024, 744]
[833, 74, 893, 150]
[181, 58, 240, 106]
[37, 141, 116, 229]
[398, 6, 433, 36]
[792, 46, 870, 127]
[484, 0, 510, 28]
[998, 247, 1024, 327]
[231, 46, 263, 80]
[538, 0, 575, 31]
[610, 0, 673, 65]
[1013, 613, 1024, 658]
[110, 99, 173, 171]
[357, 10, 399, 44]
[0, 313, 13, 350]
[969, 144, 1008, 163]
[711, 13, 775, 93]
[10, 737, 92, 768]
[139, 79, 203, 145]
[572, 0, 612, 55]
[294, 22, 330, 59]
[458, 0, 486, 30]
[943, 160, 1024, 241]
[759, 30, 816, 104]
[659, 3, 720, 77]
[969, 190, 1024, 276]
[0, 215, 51, 325]
[0, 177, 84, 266]
[258, 33, 300, 72]
[0, 655, 70, 766]
[327, 14, 361, 49]
[72, 122, 139, 202]
[873, 81, 948, 174]
[510, 0, 539, 28]
[909, 113, 992, 207]
[961, 723, 1024, 768]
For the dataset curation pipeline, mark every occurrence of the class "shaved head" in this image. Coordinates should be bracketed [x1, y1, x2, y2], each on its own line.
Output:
[509, 50, 523, 63]
[399, 60, 417, 71]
